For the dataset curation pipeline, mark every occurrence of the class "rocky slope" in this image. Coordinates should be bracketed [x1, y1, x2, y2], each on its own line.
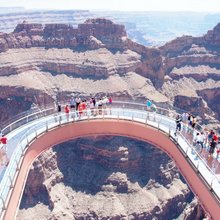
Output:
[17, 136, 203, 220]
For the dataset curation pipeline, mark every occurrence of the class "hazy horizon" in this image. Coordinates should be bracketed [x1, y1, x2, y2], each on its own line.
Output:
[1, 0, 220, 12]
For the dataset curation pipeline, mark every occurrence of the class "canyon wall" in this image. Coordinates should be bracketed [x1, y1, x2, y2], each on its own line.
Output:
[17, 136, 203, 220]
[0, 18, 163, 86]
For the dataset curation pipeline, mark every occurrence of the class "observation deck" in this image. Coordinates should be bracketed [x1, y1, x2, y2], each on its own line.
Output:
[0, 101, 219, 219]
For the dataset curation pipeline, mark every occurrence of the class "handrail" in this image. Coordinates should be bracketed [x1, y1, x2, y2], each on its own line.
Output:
[1, 107, 55, 136]
[1, 100, 205, 137]
[113, 100, 205, 131]
[0, 102, 219, 219]
[0, 102, 55, 129]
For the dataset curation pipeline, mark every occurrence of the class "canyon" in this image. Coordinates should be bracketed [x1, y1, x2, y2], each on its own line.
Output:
[17, 136, 202, 220]
[0, 17, 219, 219]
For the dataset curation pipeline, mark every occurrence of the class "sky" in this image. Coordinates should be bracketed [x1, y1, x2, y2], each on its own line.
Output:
[1, 0, 220, 12]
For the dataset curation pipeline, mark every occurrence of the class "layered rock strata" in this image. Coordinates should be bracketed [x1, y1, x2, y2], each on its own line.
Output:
[160, 23, 220, 80]
[0, 20, 220, 123]
[0, 18, 163, 85]
[17, 136, 203, 220]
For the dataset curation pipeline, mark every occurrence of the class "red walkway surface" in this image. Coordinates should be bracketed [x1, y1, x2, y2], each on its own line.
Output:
[2, 120, 220, 220]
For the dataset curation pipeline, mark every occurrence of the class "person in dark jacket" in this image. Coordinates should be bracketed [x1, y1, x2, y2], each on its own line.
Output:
[209, 139, 217, 157]
[175, 115, 182, 135]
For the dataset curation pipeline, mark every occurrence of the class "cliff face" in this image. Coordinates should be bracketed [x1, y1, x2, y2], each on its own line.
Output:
[0, 86, 53, 125]
[159, 24, 220, 121]
[17, 136, 202, 220]
[0, 18, 163, 85]
[160, 23, 220, 78]
[3, 18, 126, 51]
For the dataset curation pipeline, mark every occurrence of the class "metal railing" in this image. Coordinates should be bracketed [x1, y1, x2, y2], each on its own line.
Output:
[0, 100, 204, 137]
[0, 102, 219, 219]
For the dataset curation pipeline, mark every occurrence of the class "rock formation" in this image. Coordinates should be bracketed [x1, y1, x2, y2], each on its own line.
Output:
[0, 18, 163, 86]
[158, 23, 220, 121]
[17, 136, 204, 220]
[160, 23, 220, 78]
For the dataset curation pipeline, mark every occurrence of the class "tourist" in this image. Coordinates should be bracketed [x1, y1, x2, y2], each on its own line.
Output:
[191, 116, 197, 129]
[207, 130, 214, 145]
[188, 113, 193, 126]
[193, 132, 202, 152]
[202, 128, 209, 149]
[92, 98, 98, 115]
[200, 131, 206, 152]
[54, 103, 62, 122]
[146, 99, 152, 110]
[182, 112, 188, 123]
[0, 135, 8, 154]
[108, 96, 112, 105]
[64, 105, 70, 114]
[75, 97, 81, 112]
[92, 97, 96, 107]
[212, 132, 218, 142]
[102, 96, 108, 114]
[209, 138, 217, 158]
[98, 98, 103, 115]
[175, 114, 182, 136]
[78, 102, 84, 118]
[70, 97, 75, 109]
[57, 103, 61, 113]
[151, 103, 157, 112]
[102, 96, 107, 108]
[64, 105, 70, 121]
[181, 112, 187, 131]
[81, 100, 87, 116]
[89, 99, 95, 116]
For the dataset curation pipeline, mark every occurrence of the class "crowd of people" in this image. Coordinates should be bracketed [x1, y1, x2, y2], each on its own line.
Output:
[175, 112, 220, 159]
[57, 96, 113, 118]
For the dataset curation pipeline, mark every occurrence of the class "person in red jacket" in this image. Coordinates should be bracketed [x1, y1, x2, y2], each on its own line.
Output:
[108, 96, 112, 105]
[64, 105, 70, 121]
[78, 102, 84, 118]
[0, 135, 8, 154]
[0, 136, 7, 145]
[64, 105, 70, 114]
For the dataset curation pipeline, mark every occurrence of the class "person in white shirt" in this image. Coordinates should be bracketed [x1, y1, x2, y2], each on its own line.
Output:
[89, 99, 95, 116]
[199, 131, 206, 152]
[193, 132, 202, 152]
[182, 112, 189, 133]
